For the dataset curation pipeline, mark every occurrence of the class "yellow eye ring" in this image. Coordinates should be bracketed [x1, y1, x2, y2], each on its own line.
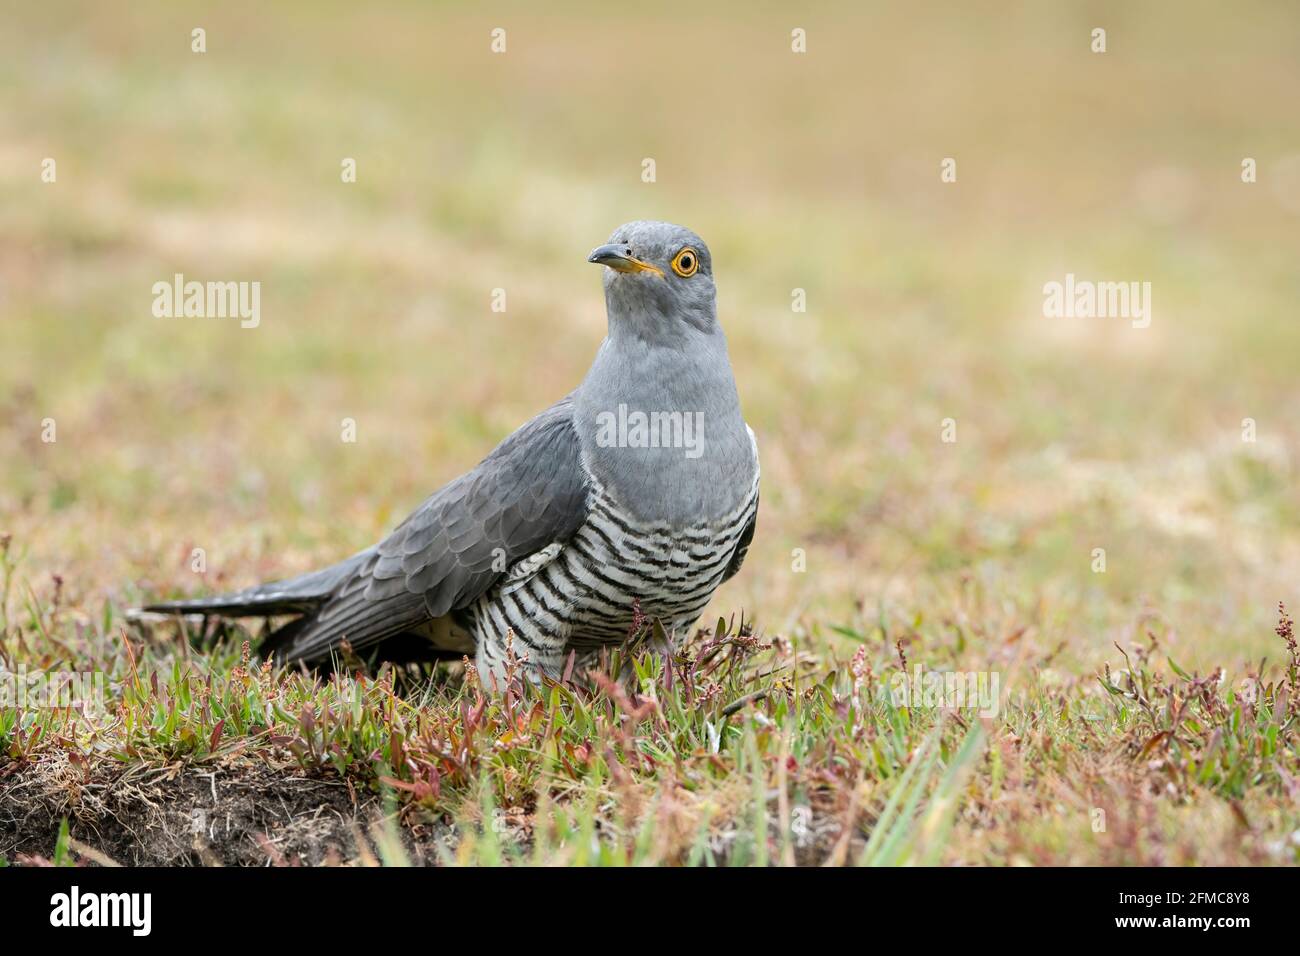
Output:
[671, 247, 699, 278]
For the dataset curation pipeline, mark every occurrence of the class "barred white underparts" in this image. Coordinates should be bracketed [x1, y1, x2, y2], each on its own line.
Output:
[472, 466, 759, 679]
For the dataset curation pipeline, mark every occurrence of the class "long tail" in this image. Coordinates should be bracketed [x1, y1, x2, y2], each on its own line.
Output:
[138, 548, 373, 618]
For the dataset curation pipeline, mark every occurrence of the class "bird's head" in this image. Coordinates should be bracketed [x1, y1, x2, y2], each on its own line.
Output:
[588, 221, 717, 339]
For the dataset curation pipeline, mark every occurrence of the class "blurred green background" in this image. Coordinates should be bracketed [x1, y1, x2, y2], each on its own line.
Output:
[2, 0, 1298, 674]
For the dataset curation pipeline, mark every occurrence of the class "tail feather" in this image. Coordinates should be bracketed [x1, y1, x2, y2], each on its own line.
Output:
[137, 546, 453, 668]
[138, 547, 374, 618]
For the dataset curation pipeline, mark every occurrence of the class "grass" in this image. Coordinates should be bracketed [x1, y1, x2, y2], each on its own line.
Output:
[4, 532, 1300, 865]
[2, 0, 1299, 864]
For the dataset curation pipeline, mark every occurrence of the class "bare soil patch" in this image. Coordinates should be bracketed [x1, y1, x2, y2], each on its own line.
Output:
[0, 758, 454, 866]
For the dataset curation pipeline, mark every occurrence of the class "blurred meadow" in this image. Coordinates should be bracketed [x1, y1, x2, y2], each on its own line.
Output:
[2, 1, 1300, 865]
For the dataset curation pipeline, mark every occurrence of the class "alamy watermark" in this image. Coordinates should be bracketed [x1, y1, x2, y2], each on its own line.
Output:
[50, 887, 151, 936]
[152, 273, 260, 329]
[889, 664, 1000, 718]
[595, 404, 704, 459]
[1042, 273, 1151, 329]
[0, 666, 106, 716]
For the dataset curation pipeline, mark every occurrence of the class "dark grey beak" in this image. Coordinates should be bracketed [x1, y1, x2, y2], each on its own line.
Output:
[587, 244, 665, 278]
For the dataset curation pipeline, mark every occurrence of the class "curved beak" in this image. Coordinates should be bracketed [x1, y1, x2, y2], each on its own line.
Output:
[587, 243, 665, 278]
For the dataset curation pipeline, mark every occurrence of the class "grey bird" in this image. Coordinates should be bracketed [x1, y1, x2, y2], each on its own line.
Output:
[141, 221, 759, 686]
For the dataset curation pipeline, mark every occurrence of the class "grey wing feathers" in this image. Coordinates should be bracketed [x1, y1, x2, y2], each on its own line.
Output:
[263, 553, 428, 661]
[268, 397, 590, 663]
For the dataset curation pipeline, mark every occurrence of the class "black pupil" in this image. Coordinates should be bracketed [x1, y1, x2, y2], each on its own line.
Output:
[681, 255, 692, 269]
